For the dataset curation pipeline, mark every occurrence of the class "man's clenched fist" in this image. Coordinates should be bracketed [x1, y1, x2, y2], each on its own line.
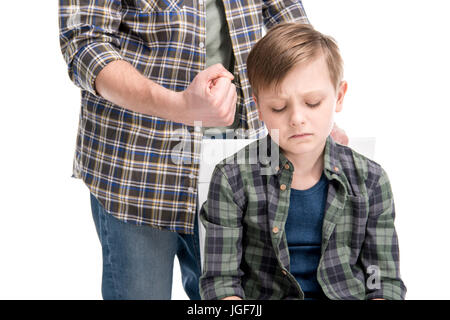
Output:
[179, 63, 237, 127]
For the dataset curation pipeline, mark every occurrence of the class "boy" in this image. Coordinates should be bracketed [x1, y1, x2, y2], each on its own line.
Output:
[199, 23, 406, 300]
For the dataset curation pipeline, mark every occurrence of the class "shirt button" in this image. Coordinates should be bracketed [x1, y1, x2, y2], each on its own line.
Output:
[199, 42, 205, 48]
[188, 187, 194, 193]
[189, 173, 196, 179]
[272, 226, 279, 234]
[280, 184, 287, 191]
[194, 126, 201, 132]
[199, 0, 204, 5]
[284, 164, 290, 170]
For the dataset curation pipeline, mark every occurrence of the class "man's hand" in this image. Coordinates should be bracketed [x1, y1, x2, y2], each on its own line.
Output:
[179, 63, 237, 127]
[222, 296, 243, 300]
[331, 123, 349, 146]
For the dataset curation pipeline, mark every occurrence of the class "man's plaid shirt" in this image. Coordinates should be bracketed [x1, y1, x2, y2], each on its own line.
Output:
[58, 0, 309, 234]
[200, 135, 406, 299]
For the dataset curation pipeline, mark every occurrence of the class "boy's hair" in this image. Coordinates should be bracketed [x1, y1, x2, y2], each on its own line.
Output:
[247, 23, 344, 98]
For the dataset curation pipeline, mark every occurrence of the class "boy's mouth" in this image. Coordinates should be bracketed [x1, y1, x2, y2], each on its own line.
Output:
[289, 133, 313, 139]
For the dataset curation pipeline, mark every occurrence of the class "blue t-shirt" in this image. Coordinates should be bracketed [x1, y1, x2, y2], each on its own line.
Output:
[285, 172, 329, 300]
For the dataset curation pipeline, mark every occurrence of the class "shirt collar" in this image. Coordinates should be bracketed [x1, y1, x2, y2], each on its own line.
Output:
[323, 135, 343, 176]
[260, 134, 343, 178]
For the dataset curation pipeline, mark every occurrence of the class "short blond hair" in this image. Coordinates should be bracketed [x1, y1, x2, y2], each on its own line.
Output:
[247, 23, 344, 97]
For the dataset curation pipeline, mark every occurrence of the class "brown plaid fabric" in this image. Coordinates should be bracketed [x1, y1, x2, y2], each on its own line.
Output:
[58, 0, 309, 234]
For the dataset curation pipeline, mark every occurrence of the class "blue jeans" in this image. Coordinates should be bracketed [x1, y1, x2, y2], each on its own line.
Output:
[90, 193, 202, 300]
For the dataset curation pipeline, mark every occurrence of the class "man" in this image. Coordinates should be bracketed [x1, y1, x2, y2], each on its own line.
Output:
[58, 0, 346, 299]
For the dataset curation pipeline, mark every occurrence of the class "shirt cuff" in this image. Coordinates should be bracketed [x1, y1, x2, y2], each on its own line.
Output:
[200, 276, 246, 300]
[72, 42, 123, 96]
[201, 286, 246, 300]
[366, 281, 407, 300]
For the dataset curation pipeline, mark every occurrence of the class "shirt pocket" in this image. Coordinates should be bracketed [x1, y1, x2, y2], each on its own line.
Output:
[345, 195, 369, 261]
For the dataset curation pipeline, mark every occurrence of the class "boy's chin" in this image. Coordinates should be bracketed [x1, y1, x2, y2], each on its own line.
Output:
[280, 144, 313, 157]
[279, 137, 326, 157]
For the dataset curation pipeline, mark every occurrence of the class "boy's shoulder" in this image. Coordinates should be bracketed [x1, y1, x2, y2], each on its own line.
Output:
[326, 139, 390, 197]
[213, 136, 391, 197]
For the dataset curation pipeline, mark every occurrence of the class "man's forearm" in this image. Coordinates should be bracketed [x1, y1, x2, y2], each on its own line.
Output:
[94, 60, 183, 122]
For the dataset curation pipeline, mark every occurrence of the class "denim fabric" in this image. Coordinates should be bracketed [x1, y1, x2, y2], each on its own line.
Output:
[90, 193, 201, 300]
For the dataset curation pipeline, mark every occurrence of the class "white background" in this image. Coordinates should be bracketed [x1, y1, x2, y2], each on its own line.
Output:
[0, 0, 449, 299]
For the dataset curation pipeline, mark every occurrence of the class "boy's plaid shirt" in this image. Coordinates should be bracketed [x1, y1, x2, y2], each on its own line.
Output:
[58, 0, 309, 234]
[200, 135, 407, 300]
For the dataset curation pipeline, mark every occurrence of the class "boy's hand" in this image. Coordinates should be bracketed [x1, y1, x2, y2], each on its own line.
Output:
[331, 122, 349, 146]
[222, 296, 243, 300]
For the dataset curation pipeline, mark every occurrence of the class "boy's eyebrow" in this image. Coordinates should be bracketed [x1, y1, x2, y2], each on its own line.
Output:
[262, 90, 326, 101]
[263, 95, 287, 101]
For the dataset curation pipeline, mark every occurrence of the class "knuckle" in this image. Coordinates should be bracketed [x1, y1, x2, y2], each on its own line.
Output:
[211, 98, 220, 109]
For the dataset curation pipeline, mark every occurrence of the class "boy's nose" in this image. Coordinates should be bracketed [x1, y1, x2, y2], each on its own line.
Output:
[289, 108, 306, 127]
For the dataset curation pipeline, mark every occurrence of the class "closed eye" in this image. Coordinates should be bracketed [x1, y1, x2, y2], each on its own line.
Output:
[272, 106, 286, 112]
[306, 101, 321, 108]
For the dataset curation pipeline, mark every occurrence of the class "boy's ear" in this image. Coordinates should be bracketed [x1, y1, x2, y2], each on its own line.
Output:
[335, 81, 348, 113]
[252, 94, 263, 121]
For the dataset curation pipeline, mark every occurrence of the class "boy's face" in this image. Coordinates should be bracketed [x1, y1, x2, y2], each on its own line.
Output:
[253, 54, 347, 158]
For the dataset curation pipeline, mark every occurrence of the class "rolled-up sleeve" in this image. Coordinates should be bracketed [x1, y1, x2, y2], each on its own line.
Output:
[361, 168, 407, 300]
[199, 165, 245, 300]
[262, 0, 309, 30]
[59, 0, 124, 95]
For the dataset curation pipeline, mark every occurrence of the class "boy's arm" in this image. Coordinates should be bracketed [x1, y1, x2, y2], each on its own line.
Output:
[360, 168, 407, 300]
[199, 166, 246, 300]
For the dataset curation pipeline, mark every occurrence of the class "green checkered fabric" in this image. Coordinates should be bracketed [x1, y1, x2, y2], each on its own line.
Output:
[200, 135, 406, 299]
